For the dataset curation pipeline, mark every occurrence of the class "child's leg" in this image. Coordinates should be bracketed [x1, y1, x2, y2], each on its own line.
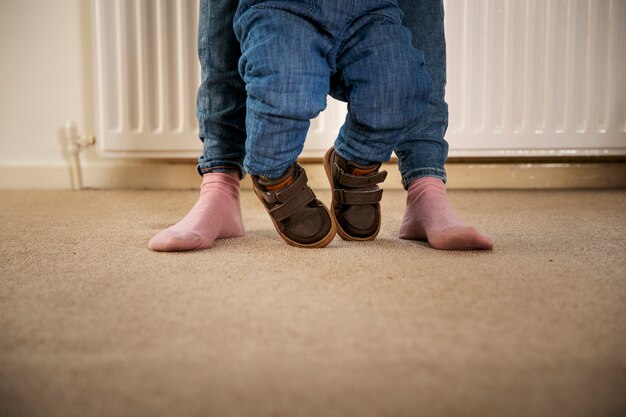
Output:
[234, 7, 332, 178]
[327, 9, 432, 240]
[396, 0, 493, 250]
[149, 0, 245, 252]
[233, 6, 335, 247]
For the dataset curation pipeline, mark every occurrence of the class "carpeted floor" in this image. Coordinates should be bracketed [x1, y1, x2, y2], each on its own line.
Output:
[1, 189, 625, 417]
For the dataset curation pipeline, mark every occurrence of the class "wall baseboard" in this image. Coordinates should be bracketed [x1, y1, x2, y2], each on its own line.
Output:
[1, 161, 625, 190]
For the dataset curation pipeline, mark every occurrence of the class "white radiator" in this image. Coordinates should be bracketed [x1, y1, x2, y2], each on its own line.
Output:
[91, 0, 626, 158]
[92, 0, 201, 157]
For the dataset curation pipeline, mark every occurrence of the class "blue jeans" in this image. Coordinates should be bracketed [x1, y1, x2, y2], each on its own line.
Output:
[197, 0, 449, 186]
[235, 0, 432, 177]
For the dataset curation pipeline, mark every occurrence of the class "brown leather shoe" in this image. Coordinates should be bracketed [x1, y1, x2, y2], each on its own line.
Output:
[323, 147, 387, 241]
[252, 163, 336, 248]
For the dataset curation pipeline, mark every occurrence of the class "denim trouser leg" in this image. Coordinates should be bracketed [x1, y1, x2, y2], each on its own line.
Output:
[395, 0, 449, 187]
[196, 0, 247, 178]
[332, 4, 432, 166]
[234, 6, 331, 178]
[235, 1, 432, 177]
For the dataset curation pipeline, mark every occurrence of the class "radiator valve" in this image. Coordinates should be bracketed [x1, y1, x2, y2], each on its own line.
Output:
[65, 121, 96, 190]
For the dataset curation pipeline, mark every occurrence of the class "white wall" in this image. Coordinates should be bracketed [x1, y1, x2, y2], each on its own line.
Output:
[0, 0, 199, 189]
[1, 0, 89, 183]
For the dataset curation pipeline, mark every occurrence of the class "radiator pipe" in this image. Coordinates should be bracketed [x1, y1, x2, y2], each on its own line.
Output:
[65, 121, 96, 190]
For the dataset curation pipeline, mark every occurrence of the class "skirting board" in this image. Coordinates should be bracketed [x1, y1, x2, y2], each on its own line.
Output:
[0, 161, 625, 190]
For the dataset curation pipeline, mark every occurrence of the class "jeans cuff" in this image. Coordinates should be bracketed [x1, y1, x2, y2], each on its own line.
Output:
[197, 161, 246, 180]
[333, 146, 389, 166]
[401, 167, 447, 189]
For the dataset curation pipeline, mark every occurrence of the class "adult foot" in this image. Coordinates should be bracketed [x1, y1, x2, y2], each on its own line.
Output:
[398, 177, 493, 250]
[148, 172, 245, 251]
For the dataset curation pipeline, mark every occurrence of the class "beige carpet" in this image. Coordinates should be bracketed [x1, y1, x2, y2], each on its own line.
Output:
[1, 189, 625, 417]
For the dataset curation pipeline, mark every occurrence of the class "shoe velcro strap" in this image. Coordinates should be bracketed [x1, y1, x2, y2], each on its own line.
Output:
[334, 188, 383, 205]
[269, 187, 316, 222]
[274, 169, 309, 203]
[335, 164, 388, 188]
[258, 169, 309, 204]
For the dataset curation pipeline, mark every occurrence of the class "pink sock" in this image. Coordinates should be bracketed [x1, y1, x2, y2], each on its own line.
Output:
[148, 172, 245, 251]
[398, 177, 494, 250]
